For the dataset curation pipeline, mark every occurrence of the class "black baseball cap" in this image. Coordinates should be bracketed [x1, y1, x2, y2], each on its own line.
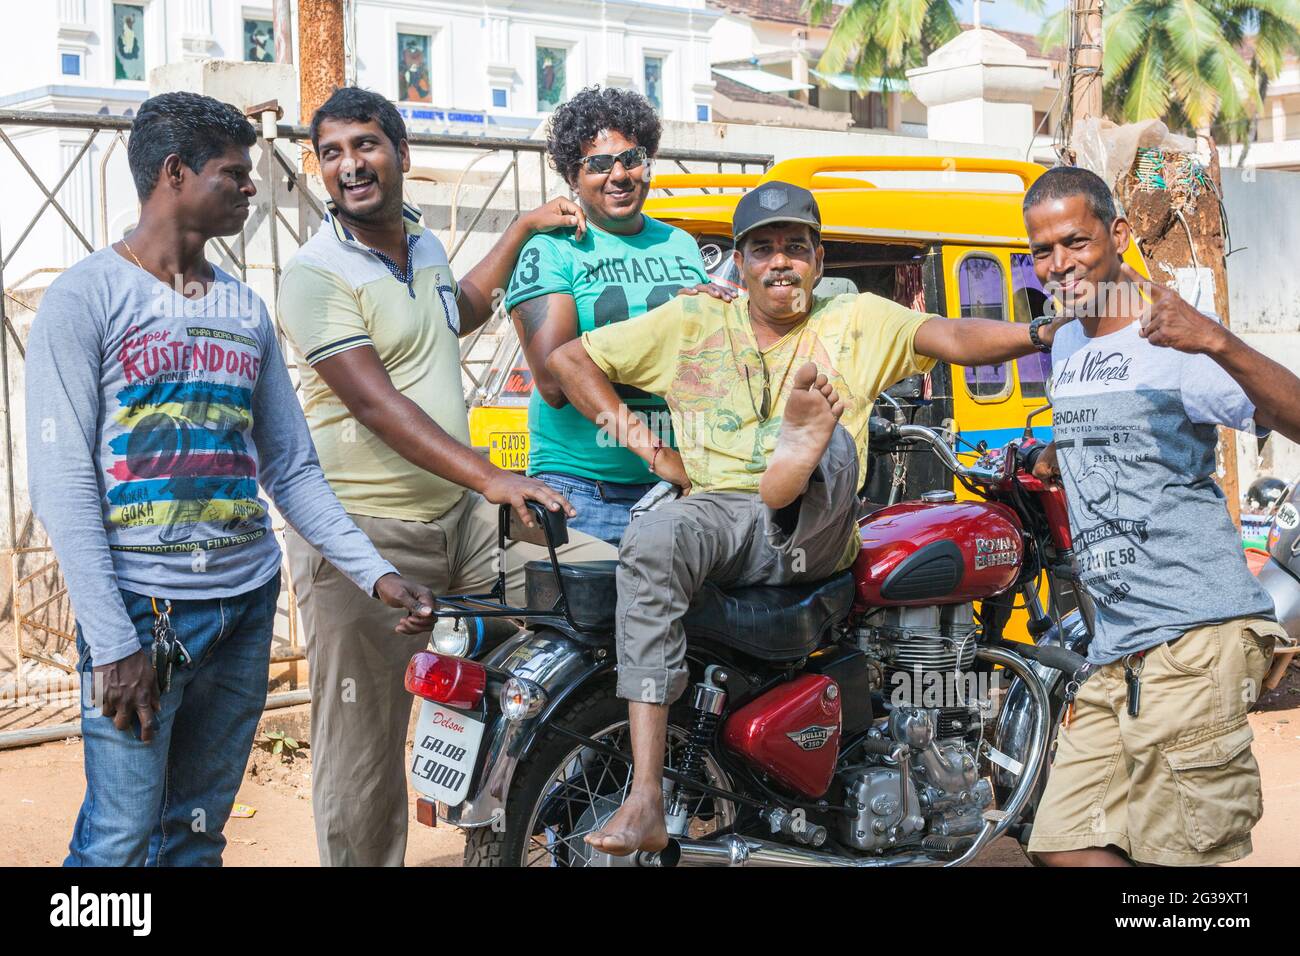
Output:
[733, 181, 822, 244]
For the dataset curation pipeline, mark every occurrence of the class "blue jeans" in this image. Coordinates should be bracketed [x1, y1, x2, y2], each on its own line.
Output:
[532, 472, 657, 546]
[65, 574, 281, 867]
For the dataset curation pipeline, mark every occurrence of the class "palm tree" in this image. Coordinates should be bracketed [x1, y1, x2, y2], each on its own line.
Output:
[806, 0, 964, 84]
[807, 0, 1300, 136]
[1038, 0, 1300, 134]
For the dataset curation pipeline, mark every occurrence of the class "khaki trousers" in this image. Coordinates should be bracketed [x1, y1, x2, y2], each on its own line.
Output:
[1028, 616, 1282, 865]
[286, 491, 614, 867]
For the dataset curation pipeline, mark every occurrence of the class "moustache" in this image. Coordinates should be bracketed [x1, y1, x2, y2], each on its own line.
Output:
[762, 272, 801, 287]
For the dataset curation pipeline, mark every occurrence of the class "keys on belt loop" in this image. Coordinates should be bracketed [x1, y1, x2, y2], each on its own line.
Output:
[150, 597, 190, 694]
[1060, 661, 1096, 730]
[1123, 651, 1145, 718]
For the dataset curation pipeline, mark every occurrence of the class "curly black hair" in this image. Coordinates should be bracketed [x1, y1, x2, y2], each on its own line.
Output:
[545, 86, 662, 185]
[128, 92, 257, 200]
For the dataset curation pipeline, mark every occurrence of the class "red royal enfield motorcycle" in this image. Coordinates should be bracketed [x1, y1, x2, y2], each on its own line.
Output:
[404, 418, 1092, 867]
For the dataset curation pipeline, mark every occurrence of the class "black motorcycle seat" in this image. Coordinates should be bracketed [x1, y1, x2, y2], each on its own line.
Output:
[523, 560, 855, 662]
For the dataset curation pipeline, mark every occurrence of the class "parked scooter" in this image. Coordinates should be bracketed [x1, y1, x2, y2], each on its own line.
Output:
[1249, 480, 1300, 691]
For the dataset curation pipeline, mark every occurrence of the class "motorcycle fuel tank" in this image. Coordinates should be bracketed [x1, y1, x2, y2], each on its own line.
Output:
[853, 500, 1024, 609]
[722, 673, 841, 799]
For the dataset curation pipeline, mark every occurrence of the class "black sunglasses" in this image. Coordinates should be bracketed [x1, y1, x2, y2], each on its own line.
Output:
[577, 146, 648, 175]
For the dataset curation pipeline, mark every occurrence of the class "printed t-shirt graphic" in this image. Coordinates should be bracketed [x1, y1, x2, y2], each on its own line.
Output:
[108, 323, 266, 550]
[504, 218, 709, 484]
[1049, 318, 1275, 663]
[582, 290, 937, 566]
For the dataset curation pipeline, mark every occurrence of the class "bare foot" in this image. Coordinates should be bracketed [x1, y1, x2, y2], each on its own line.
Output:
[584, 790, 668, 857]
[760, 362, 845, 510]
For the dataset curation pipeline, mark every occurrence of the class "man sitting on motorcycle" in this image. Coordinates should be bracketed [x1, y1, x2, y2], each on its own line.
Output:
[1021, 166, 1300, 867]
[548, 181, 1069, 856]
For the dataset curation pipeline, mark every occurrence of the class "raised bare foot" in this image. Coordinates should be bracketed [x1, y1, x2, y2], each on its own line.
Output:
[584, 790, 669, 857]
[760, 362, 844, 510]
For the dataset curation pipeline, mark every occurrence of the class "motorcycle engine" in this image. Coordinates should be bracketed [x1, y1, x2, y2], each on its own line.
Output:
[838, 708, 993, 853]
[844, 604, 993, 853]
[856, 604, 984, 739]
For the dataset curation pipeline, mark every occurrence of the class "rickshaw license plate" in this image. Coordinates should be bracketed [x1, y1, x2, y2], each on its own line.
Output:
[408, 701, 485, 806]
[489, 431, 529, 471]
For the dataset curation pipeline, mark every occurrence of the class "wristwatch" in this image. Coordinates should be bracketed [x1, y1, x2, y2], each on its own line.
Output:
[1029, 315, 1055, 353]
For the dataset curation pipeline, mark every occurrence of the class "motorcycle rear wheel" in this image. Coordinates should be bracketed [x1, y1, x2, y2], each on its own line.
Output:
[464, 685, 736, 867]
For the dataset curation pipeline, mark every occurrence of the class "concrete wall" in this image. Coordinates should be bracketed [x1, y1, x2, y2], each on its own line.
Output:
[3, 1, 715, 122]
[1222, 169, 1300, 333]
[709, 13, 829, 62]
[1221, 168, 1300, 492]
[0, 0, 721, 286]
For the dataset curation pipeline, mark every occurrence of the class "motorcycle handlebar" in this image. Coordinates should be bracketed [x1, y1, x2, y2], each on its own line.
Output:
[876, 421, 1005, 484]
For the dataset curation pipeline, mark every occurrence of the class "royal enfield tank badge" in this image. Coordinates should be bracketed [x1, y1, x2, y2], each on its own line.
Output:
[786, 724, 836, 750]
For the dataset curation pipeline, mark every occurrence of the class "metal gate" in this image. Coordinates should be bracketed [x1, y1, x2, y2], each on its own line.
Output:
[0, 107, 770, 716]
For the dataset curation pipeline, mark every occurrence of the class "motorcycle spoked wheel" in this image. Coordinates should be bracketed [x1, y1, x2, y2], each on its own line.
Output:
[464, 685, 737, 868]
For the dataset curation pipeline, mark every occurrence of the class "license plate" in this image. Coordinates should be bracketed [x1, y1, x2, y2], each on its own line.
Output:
[488, 431, 529, 471]
[408, 700, 485, 807]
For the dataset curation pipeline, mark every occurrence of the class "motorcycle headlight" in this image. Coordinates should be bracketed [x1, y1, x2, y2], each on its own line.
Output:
[500, 677, 547, 721]
[432, 624, 471, 658]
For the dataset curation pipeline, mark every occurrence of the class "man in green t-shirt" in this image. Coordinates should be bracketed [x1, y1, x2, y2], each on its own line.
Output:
[505, 86, 728, 544]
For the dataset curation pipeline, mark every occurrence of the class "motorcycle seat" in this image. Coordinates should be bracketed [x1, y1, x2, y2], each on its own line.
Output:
[523, 560, 855, 662]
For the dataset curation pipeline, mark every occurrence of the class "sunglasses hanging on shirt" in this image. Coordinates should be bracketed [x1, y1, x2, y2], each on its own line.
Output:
[744, 354, 773, 422]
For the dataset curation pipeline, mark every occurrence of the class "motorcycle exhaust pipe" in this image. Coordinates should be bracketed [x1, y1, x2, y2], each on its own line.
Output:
[642, 835, 935, 868]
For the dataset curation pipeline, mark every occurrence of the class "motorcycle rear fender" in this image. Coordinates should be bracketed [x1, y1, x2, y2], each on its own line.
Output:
[439, 625, 614, 829]
[992, 611, 1089, 794]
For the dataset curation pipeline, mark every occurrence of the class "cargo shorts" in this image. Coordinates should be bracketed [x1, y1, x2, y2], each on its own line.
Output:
[1028, 616, 1282, 865]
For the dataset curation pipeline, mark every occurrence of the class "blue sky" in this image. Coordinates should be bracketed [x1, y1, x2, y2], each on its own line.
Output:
[952, 0, 1053, 35]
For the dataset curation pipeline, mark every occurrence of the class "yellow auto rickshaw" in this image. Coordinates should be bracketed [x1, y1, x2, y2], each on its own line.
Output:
[470, 155, 1147, 479]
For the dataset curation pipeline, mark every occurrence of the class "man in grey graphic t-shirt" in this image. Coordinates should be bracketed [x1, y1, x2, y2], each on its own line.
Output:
[1018, 166, 1300, 867]
[27, 93, 437, 867]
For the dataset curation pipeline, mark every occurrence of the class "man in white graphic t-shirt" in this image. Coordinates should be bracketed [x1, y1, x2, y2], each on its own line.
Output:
[1020, 165, 1300, 867]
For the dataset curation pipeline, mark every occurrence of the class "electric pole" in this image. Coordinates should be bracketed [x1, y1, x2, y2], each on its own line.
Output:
[297, 0, 346, 173]
[1061, 0, 1103, 151]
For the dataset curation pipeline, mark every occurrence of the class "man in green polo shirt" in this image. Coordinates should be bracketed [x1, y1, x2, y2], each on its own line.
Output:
[505, 86, 727, 544]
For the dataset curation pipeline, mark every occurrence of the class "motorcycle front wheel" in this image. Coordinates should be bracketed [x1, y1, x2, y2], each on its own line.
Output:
[464, 685, 737, 867]
[991, 676, 1067, 859]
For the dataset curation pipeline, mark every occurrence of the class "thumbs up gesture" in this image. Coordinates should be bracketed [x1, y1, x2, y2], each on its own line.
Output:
[1120, 263, 1227, 356]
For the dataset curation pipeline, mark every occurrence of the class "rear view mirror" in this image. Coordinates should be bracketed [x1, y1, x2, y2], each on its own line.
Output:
[1024, 402, 1052, 441]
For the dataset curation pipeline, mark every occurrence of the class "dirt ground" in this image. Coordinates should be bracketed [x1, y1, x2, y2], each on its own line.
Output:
[2, 666, 1298, 868]
[0, 704, 464, 867]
